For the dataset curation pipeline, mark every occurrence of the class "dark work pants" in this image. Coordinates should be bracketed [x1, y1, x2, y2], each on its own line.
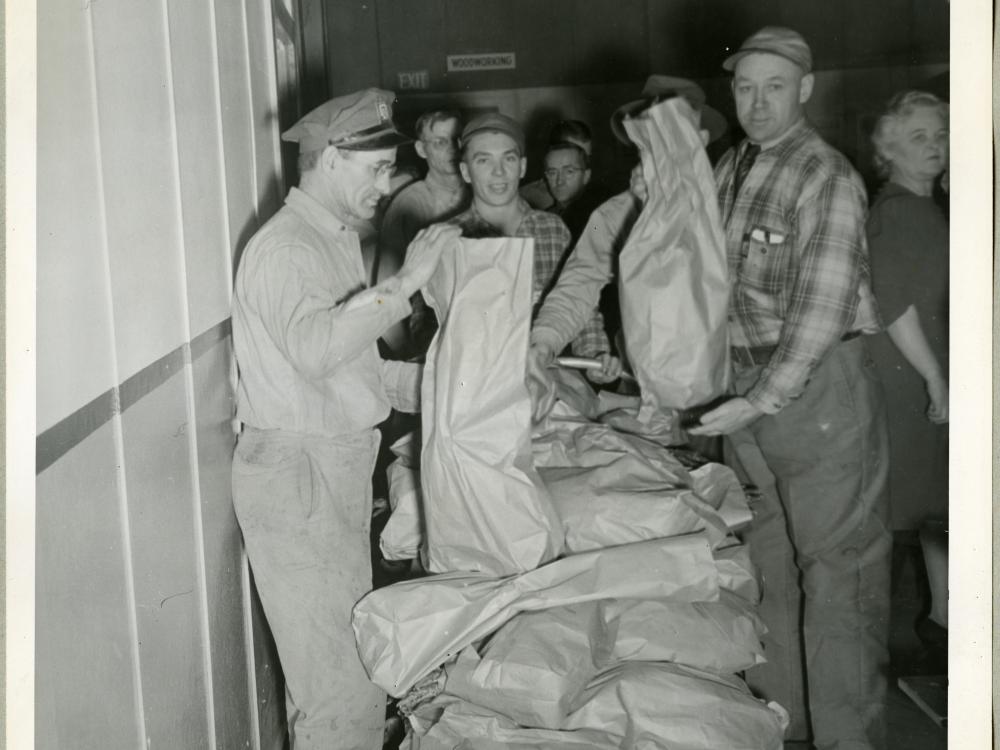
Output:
[725, 338, 891, 750]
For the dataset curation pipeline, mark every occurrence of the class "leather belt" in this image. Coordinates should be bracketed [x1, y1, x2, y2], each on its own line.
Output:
[731, 331, 862, 367]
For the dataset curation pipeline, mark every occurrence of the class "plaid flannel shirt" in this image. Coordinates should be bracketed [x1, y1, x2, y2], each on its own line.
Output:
[715, 120, 880, 413]
[452, 199, 610, 357]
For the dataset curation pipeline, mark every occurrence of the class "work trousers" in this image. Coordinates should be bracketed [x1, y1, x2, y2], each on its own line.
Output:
[725, 337, 891, 750]
[232, 427, 385, 750]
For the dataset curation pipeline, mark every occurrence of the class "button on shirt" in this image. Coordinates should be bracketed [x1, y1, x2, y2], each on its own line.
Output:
[233, 187, 420, 436]
[715, 120, 881, 413]
[452, 199, 611, 358]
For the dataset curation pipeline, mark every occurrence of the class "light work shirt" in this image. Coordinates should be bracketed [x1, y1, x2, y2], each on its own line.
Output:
[531, 190, 639, 356]
[233, 187, 420, 437]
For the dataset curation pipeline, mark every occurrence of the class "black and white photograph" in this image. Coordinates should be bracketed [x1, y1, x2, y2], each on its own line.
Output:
[12, 1, 992, 749]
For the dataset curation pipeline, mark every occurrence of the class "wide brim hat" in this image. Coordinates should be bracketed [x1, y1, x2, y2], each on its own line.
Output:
[610, 75, 727, 146]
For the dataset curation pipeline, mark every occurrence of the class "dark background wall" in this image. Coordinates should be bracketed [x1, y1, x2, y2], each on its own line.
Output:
[321, 0, 948, 193]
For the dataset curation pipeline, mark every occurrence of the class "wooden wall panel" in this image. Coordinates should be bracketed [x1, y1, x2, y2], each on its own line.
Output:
[35, 424, 142, 750]
[246, 0, 285, 219]
[192, 338, 252, 750]
[165, 0, 234, 335]
[214, 0, 263, 259]
[89, 0, 188, 380]
[36, 0, 117, 432]
[121, 371, 211, 748]
[325, 0, 382, 96]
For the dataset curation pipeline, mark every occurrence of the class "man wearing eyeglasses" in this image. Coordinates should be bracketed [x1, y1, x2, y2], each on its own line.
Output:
[231, 89, 460, 750]
[542, 141, 611, 246]
[380, 110, 469, 356]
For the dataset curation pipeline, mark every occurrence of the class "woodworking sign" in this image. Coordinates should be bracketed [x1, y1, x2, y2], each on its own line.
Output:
[446, 52, 517, 72]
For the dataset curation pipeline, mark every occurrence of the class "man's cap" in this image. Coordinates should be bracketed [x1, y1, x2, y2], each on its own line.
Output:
[459, 112, 526, 154]
[722, 27, 813, 74]
[281, 88, 412, 152]
[610, 75, 728, 145]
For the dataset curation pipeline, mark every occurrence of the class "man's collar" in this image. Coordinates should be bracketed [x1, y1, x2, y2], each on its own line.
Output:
[750, 117, 810, 154]
[286, 186, 363, 235]
[425, 169, 465, 193]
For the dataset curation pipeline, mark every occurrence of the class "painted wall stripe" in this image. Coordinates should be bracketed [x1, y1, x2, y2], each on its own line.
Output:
[36, 318, 232, 474]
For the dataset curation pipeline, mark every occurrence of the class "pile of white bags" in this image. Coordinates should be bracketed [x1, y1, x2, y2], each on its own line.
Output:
[355, 101, 784, 746]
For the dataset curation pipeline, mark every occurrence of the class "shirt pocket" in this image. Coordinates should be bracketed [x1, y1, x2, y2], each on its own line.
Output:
[738, 225, 790, 295]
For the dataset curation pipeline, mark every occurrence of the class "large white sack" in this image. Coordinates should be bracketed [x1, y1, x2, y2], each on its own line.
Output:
[352, 534, 719, 697]
[619, 97, 730, 413]
[410, 698, 619, 749]
[380, 456, 422, 561]
[421, 237, 563, 576]
[443, 602, 612, 729]
[690, 461, 754, 533]
[603, 589, 766, 673]
[564, 662, 786, 749]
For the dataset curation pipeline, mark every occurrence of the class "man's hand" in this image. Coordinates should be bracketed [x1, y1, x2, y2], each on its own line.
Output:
[585, 353, 624, 384]
[526, 344, 557, 423]
[687, 397, 764, 436]
[398, 223, 462, 297]
[628, 163, 648, 204]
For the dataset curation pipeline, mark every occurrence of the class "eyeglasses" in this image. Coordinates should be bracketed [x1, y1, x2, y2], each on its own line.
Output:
[544, 166, 584, 180]
[422, 136, 458, 150]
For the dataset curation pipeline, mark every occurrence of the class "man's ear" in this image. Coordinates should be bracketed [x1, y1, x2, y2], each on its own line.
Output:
[459, 161, 472, 184]
[414, 139, 428, 160]
[519, 157, 527, 180]
[321, 145, 340, 172]
[798, 73, 815, 104]
[583, 168, 592, 185]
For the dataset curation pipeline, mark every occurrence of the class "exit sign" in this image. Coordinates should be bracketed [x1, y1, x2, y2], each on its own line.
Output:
[397, 70, 430, 90]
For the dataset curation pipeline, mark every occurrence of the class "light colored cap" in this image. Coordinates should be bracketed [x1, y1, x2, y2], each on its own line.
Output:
[282, 88, 411, 152]
[722, 26, 813, 73]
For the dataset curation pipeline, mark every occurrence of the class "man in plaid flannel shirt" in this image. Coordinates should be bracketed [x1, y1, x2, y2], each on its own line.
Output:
[451, 112, 619, 380]
[688, 28, 891, 750]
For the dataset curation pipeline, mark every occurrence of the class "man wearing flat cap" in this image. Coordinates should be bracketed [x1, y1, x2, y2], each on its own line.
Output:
[450, 112, 616, 378]
[529, 75, 726, 384]
[687, 27, 890, 750]
[231, 88, 460, 750]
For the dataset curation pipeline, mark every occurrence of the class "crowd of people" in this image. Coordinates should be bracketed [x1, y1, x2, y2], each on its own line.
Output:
[229, 23, 949, 750]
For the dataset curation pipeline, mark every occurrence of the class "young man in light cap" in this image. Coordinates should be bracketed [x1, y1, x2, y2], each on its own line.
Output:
[451, 112, 617, 379]
[686, 27, 891, 750]
[529, 76, 726, 387]
[230, 88, 460, 750]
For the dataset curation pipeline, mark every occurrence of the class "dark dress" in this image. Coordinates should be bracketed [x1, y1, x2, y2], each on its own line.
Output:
[866, 182, 949, 530]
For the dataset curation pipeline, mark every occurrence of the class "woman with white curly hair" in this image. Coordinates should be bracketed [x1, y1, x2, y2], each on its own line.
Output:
[866, 89, 949, 662]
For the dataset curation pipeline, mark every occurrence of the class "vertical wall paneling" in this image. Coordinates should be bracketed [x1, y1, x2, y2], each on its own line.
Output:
[192, 336, 254, 750]
[213, 0, 261, 261]
[88, 0, 189, 381]
[35, 424, 144, 750]
[120, 369, 211, 748]
[36, 0, 118, 432]
[246, 0, 285, 218]
[165, 0, 234, 334]
[300, 0, 329, 110]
